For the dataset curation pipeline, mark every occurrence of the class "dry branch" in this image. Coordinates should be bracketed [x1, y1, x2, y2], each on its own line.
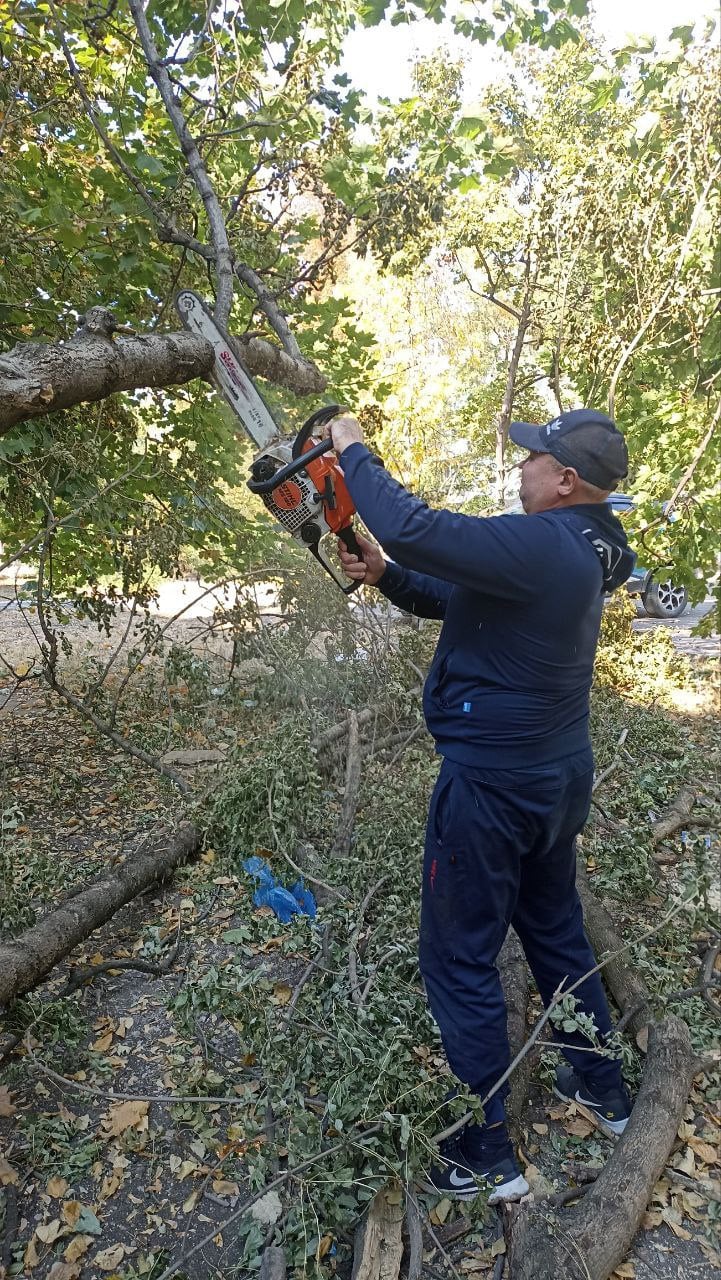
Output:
[503, 1016, 698, 1280]
[0, 823, 199, 1006]
[330, 710, 362, 859]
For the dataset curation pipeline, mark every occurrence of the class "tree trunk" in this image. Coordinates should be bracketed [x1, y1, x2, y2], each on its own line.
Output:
[0, 822, 199, 1006]
[503, 1016, 698, 1280]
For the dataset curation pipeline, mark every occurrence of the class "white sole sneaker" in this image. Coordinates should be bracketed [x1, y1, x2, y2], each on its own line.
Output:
[552, 1085, 629, 1139]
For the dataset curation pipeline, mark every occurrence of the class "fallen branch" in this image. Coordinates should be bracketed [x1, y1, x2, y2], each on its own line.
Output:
[651, 786, 696, 845]
[0, 823, 199, 1005]
[313, 705, 382, 751]
[575, 862, 651, 1040]
[348, 878, 388, 1009]
[498, 928, 531, 1129]
[330, 710, 362, 859]
[404, 1186, 424, 1280]
[502, 1016, 699, 1280]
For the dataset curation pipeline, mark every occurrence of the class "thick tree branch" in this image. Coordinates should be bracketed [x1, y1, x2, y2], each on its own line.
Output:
[0, 325, 212, 432]
[0, 316, 326, 432]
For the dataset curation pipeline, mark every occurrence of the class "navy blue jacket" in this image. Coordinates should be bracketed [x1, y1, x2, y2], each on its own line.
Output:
[341, 443, 635, 769]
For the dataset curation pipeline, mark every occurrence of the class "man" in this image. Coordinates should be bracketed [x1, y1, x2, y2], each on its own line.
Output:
[326, 407, 636, 1204]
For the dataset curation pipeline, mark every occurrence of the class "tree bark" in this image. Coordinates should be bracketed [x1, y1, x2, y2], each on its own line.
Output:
[0, 822, 199, 1006]
[351, 1182, 404, 1280]
[0, 326, 325, 433]
[498, 928, 531, 1128]
[503, 1016, 698, 1280]
[575, 862, 651, 1040]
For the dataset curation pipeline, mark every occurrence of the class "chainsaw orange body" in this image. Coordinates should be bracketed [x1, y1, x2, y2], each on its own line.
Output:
[247, 406, 362, 592]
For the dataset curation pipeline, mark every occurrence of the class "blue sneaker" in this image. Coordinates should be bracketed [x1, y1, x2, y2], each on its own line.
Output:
[421, 1134, 529, 1204]
[553, 1064, 632, 1138]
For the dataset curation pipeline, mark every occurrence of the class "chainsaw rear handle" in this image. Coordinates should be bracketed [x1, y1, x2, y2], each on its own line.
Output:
[338, 525, 363, 559]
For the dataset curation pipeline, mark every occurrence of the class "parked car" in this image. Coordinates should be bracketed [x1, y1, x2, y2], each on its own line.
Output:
[606, 493, 688, 618]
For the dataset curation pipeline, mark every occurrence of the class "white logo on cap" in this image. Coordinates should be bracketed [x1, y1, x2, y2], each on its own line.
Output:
[546, 418, 563, 433]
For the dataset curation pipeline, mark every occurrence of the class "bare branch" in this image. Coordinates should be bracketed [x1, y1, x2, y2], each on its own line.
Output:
[128, 0, 235, 325]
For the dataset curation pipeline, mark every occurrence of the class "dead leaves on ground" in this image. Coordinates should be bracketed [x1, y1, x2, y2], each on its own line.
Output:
[100, 1099, 149, 1138]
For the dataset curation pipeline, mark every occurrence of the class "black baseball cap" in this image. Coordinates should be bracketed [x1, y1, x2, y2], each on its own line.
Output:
[509, 408, 629, 489]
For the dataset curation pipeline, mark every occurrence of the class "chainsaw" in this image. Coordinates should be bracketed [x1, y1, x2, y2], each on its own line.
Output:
[175, 290, 362, 593]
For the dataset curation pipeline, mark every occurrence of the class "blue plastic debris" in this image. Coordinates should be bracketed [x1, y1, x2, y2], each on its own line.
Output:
[242, 857, 317, 924]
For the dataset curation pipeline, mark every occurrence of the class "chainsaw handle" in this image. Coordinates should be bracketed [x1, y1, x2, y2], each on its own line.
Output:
[291, 403, 345, 460]
[247, 437, 335, 493]
[338, 525, 363, 559]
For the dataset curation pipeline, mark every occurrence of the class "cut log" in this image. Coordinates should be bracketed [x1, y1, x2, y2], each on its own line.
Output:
[503, 1015, 698, 1280]
[498, 928, 531, 1128]
[0, 822, 199, 1006]
[576, 862, 650, 1040]
[351, 1181, 404, 1280]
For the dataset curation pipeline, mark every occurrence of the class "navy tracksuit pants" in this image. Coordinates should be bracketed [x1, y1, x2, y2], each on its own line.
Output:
[419, 753, 622, 1120]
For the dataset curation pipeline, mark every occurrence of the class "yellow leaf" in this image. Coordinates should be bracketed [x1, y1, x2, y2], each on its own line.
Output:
[64, 1235, 93, 1263]
[431, 1196, 451, 1224]
[611, 1264, 635, 1279]
[661, 1208, 691, 1240]
[272, 982, 293, 1005]
[61, 1200, 81, 1228]
[37, 1219, 63, 1244]
[92, 1031, 114, 1053]
[99, 1172, 122, 1201]
[212, 1179, 240, 1197]
[687, 1137, 718, 1165]
[14, 661, 31, 677]
[47, 1176, 69, 1198]
[24, 1237, 41, 1269]
[531, 1122, 548, 1135]
[672, 1148, 696, 1176]
[182, 1189, 200, 1214]
[0, 1156, 19, 1186]
[101, 1099, 149, 1137]
[0, 1085, 16, 1117]
[317, 1234, 334, 1260]
[47, 1264, 82, 1280]
[565, 1116, 595, 1139]
[490, 1238, 506, 1257]
[93, 1244, 126, 1271]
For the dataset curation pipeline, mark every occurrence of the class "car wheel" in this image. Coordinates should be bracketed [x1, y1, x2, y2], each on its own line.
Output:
[641, 577, 689, 618]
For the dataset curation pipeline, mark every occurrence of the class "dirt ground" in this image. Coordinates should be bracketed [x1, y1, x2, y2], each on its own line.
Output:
[1, 576, 719, 1280]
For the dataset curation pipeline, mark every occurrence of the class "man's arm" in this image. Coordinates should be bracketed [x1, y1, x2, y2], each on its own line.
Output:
[338, 440, 545, 602]
[337, 532, 452, 619]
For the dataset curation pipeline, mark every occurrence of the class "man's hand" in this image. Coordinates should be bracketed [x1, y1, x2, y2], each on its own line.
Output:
[337, 531, 386, 587]
[328, 412, 363, 455]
